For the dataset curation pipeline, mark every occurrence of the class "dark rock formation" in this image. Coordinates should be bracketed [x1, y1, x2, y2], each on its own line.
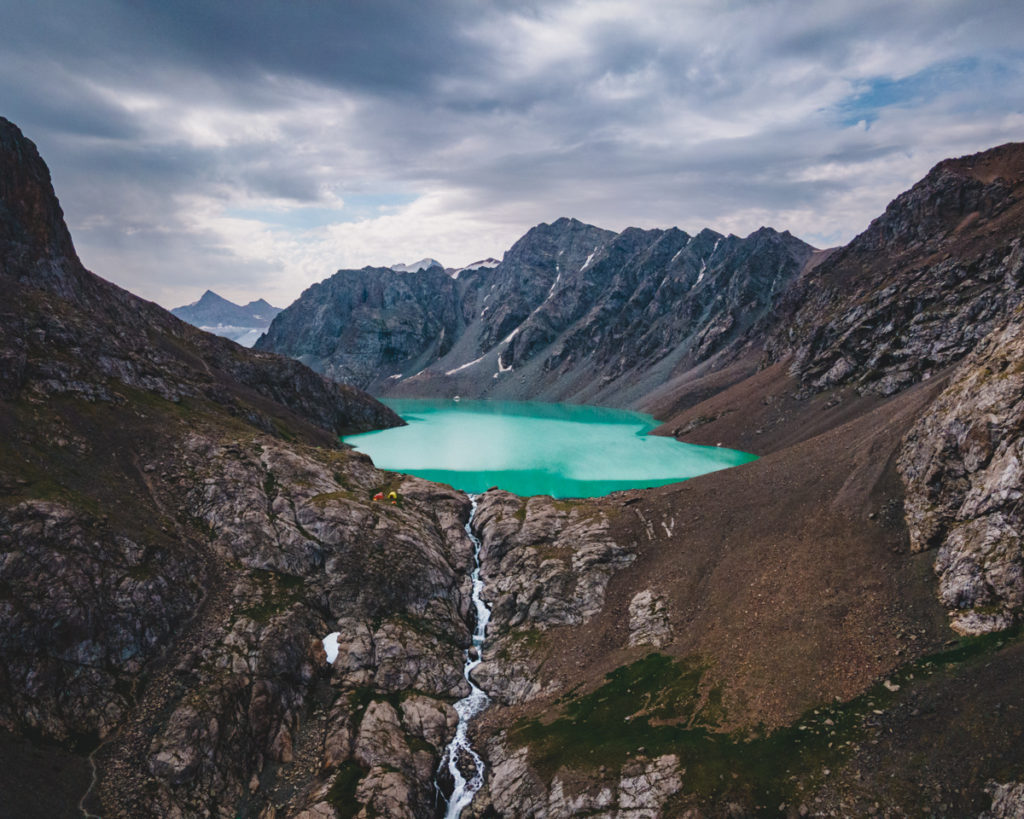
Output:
[258, 265, 464, 389]
[0, 118, 401, 439]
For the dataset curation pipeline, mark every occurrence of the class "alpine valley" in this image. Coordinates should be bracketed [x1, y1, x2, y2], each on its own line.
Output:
[4, 111, 1024, 819]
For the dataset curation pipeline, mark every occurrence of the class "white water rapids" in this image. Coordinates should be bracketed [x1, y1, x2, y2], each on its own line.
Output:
[437, 494, 492, 818]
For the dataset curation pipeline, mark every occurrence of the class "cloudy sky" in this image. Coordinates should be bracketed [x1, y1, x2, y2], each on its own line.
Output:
[2, 1, 1022, 308]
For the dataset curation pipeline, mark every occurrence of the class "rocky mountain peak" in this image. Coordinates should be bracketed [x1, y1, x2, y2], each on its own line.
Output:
[0, 116, 78, 271]
[0, 118, 400, 436]
[172, 291, 284, 347]
[261, 214, 815, 402]
[501, 217, 616, 273]
[769, 140, 1024, 397]
[847, 143, 1024, 264]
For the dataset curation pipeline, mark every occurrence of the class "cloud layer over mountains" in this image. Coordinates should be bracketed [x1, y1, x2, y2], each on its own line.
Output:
[3, 0, 1021, 307]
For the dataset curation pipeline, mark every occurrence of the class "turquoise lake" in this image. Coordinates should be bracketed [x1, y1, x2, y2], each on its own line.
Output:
[342, 399, 757, 498]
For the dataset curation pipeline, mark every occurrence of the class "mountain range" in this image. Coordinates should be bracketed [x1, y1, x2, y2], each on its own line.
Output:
[172, 290, 283, 347]
[257, 220, 816, 407]
[3, 111, 1024, 818]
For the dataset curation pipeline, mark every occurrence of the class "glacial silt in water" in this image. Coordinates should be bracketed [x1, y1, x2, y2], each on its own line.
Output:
[343, 399, 756, 498]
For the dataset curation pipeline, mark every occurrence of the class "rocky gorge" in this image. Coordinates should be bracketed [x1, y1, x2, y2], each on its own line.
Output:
[2, 111, 1024, 819]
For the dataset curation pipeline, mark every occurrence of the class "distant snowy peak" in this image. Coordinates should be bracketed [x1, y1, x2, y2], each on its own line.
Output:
[449, 258, 500, 278]
[185, 289, 232, 309]
[171, 290, 283, 348]
[389, 258, 444, 273]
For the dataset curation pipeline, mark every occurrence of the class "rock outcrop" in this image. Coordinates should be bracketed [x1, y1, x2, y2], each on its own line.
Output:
[899, 290, 1024, 634]
[983, 781, 1024, 819]
[475, 736, 683, 819]
[470, 492, 634, 705]
[627, 589, 673, 648]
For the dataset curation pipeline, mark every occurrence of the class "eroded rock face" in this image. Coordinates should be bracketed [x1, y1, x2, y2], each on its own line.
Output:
[0, 500, 203, 743]
[982, 781, 1024, 819]
[255, 265, 463, 390]
[470, 491, 634, 705]
[899, 299, 1024, 634]
[475, 734, 683, 819]
[117, 442, 474, 818]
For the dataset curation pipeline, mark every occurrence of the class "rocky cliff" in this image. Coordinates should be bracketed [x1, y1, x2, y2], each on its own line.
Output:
[258, 265, 464, 389]
[899, 287, 1024, 636]
[257, 218, 814, 405]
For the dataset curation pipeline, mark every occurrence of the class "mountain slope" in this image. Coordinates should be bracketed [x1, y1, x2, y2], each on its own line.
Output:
[459, 143, 1024, 818]
[765, 142, 1024, 397]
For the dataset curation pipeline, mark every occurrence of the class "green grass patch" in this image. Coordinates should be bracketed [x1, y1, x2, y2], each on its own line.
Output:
[366, 611, 465, 650]
[887, 623, 1020, 685]
[515, 630, 1024, 814]
[326, 761, 366, 817]
[407, 735, 435, 755]
[512, 628, 546, 650]
[512, 653, 860, 812]
[263, 469, 278, 500]
[127, 564, 157, 581]
[238, 569, 306, 623]
[310, 489, 359, 506]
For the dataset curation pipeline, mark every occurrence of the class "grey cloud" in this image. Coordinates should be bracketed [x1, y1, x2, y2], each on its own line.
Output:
[2, 0, 493, 100]
[0, 0, 1020, 304]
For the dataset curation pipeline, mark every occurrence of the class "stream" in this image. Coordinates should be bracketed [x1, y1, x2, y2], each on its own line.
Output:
[437, 494, 492, 818]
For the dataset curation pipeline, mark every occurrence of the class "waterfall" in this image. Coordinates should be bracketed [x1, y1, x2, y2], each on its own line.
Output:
[437, 494, 492, 818]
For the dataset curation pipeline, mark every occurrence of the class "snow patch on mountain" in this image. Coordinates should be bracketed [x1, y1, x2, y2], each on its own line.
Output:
[446, 354, 486, 375]
[390, 258, 444, 273]
[449, 258, 500, 278]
